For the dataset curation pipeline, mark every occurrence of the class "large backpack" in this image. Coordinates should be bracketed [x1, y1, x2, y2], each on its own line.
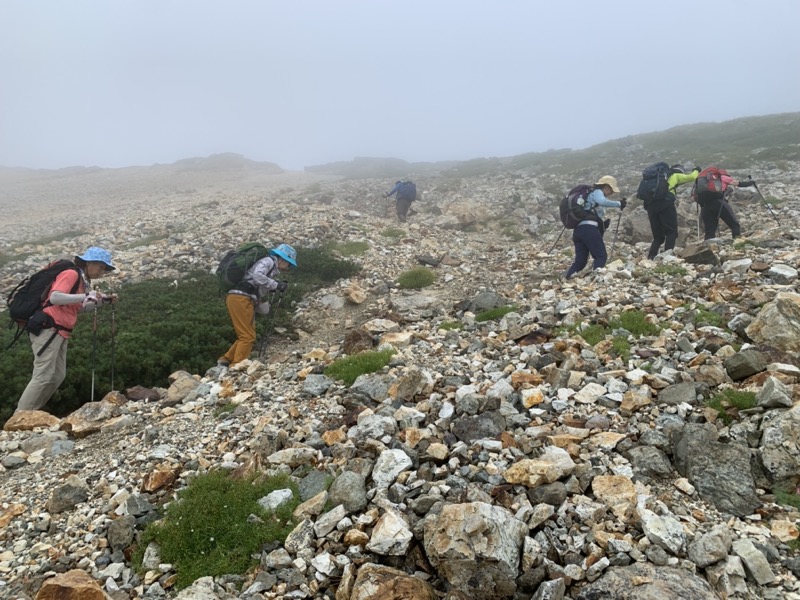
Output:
[396, 181, 417, 202]
[693, 166, 729, 204]
[635, 162, 671, 207]
[559, 184, 598, 229]
[6, 259, 81, 348]
[216, 242, 270, 292]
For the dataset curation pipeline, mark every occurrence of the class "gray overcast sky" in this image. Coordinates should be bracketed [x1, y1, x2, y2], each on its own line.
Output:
[1, 0, 799, 171]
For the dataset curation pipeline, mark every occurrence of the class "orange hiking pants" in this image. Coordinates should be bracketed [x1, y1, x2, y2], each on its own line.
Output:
[220, 294, 256, 365]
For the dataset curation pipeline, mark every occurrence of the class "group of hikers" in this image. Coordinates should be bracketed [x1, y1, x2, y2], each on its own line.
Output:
[563, 164, 758, 279]
[9, 243, 297, 414]
[9, 167, 763, 414]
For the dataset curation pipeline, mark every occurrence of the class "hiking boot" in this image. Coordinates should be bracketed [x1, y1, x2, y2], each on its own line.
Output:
[217, 360, 230, 367]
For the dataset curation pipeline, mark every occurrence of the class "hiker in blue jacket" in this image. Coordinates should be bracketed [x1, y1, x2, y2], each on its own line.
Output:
[565, 176, 626, 279]
[384, 180, 417, 222]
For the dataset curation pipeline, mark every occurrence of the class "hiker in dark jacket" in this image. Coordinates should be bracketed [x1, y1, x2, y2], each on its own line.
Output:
[218, 243, 296, 367]
[697, 171, 755, 241]
[646, 164, 700, 259]
[565, 176, 626, 279]
[16, 247, 116, 413]
[384, 180, 417, 222]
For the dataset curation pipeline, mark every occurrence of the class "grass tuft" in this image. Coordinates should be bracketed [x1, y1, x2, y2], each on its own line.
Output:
[610, 310, 660, 337]
[475, 305, 518, 323]
[706, 388, 757, 424]
[439, 320, 463, 331]
[652, 264, 687, 276]
[324, 349, 394, 385]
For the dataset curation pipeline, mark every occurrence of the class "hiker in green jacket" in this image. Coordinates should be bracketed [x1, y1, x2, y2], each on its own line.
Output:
[647, 164, 699, 259]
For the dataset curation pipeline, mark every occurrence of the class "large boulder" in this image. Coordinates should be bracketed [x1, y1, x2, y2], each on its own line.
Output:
[758, 403, 800, 488]
[577, 563, 717, 600]
[745, 292, 800, 352]
[672, 424, 759, 517]
[424, 502, 527, 599]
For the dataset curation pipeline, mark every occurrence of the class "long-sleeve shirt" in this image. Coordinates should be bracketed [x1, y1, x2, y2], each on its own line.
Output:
[667, 171, 699, 197]
[229, 256, 281, 301]
[583, 189, 622, 220]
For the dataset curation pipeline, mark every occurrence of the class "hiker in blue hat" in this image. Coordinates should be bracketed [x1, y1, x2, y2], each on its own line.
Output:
[16, 246, 117, 413]
[218, 243, 296, 367]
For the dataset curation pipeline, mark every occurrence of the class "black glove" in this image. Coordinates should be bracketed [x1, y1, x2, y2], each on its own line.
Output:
[693, 166, 702, 173]
[603, 218, 611, 230]
[275, 281, 288, 293]
[738, 179, 756, 188]
[619, 197, 627, 210]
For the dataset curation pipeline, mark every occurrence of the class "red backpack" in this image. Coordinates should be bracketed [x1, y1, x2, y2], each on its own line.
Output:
[693, 166, 729, 204]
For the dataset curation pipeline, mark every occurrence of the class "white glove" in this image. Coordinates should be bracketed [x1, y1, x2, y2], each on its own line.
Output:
[82, 291, 102, 309]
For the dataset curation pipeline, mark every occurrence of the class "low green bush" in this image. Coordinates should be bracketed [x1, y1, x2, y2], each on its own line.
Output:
[578, 324, 607, 346]
[324, 349, 394, 385]
[693, 307, 726, 328]
[475, 305, 518, 322]
[774, 487, 800, 510]
[397, 267, 435, 290]
[0, 246, 361, 424]
[652, 264, 687, 276]
[609, 310, 660, 337]
[134, 471, 299, 589]
[328, 240, 370, 257]
[380, 227, 406, 239]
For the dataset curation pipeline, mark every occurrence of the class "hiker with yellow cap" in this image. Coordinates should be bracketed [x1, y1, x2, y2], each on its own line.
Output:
[565, 176, 626, 279]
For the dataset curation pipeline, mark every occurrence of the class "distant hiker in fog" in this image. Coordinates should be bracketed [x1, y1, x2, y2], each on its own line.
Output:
[218, 243, 297, 367]
[15, 247, 117, 413]
[384, 179, 417, 222]
[565, 176, 626, 279]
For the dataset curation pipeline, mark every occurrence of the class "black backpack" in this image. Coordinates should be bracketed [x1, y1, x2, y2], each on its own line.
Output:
[216, 242, 271, 292]
[6, 259, 81, 348]
[635, 162, 671, 207]
[559, 184, 597, 229]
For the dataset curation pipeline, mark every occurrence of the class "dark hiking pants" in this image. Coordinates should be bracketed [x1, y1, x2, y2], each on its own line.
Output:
[396, 198, 413, 222]
[647, 199, 678, 259]
[701, 198, 740, 240]
[566, 223, 606, 278]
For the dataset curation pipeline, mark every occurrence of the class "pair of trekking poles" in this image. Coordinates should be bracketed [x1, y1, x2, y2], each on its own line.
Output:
[548, 209, 624, 256]
[696, 176, 781, 240]
[90, 296, 117, 402]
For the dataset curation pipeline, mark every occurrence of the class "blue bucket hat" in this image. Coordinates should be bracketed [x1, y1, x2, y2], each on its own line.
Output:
[269, 243, 297, 267]
[75, 246, 116, 271]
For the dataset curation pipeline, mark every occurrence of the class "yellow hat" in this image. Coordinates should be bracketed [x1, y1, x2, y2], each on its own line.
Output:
[595, 176, 620, 193]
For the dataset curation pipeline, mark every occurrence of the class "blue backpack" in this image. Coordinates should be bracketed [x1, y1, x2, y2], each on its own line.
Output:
[636, 162, 671, 207]
[396, 181, 417, 201]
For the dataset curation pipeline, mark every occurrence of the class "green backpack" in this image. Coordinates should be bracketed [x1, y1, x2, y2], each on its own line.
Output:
[216, 242, 270, 292]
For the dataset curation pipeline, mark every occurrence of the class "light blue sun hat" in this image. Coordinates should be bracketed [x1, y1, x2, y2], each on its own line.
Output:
[269, 243, 297, 267]
[75, 246, 116, 271]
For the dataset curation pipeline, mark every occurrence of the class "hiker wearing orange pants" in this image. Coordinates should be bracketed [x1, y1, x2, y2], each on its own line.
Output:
[218, 243, 297, 366]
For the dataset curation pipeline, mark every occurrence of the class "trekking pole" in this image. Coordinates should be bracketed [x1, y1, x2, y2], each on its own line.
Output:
[547, 227, 566, 254]
[258, 291, 283, 360]
[696, 204, 701, 241]
[91, 302, 98, 402]
[749, 177, 781, 226]
[610, 210, 623, 256]
[110, 296, 116, 391]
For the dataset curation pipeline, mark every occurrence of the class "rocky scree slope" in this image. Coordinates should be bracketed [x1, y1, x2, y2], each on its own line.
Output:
[0, 164, 800, 599]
